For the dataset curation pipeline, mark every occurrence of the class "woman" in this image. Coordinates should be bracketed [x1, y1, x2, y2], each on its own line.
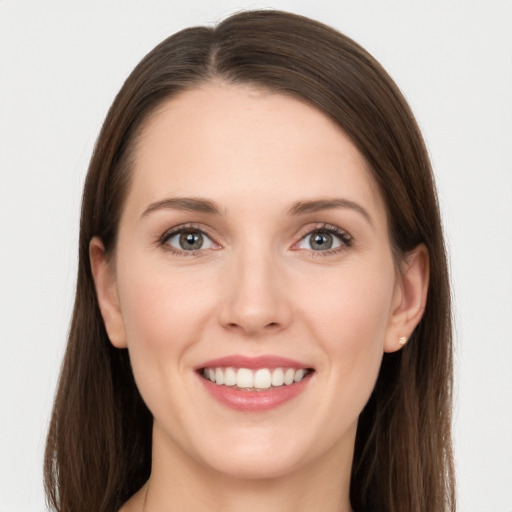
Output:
[44, 10, 455, 512]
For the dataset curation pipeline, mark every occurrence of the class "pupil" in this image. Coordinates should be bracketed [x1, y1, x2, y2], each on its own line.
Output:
[180, 231, 203, 250]
[311, 232, 332, 250]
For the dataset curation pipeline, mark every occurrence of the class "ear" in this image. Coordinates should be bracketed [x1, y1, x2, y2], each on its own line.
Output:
[384, 244, 430, 353]
[89, 237, 127, 348]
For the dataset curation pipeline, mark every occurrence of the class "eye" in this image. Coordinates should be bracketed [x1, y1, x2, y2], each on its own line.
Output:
[297, 227, 351, 252]
[164, 229, 215, 252]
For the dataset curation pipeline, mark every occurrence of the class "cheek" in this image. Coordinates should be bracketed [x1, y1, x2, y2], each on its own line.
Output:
[305, 260, 394, 339]
[300, 260, 395, 394]
[114, 259, 221, 423]
[115, 258, 217, 392]
[117, 259, 215, 349]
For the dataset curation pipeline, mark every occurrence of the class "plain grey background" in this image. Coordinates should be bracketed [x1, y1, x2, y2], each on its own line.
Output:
[1, 1, 511, 511]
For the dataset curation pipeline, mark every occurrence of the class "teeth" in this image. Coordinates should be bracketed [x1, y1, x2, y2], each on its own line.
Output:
[294, 369, 306, 383]
[271, 368, 284, 386]
[224, 367, 237, 386]
[202, 366, 310, 390]
[284, 368, 295, 385]
[253, 369, 272, 389]
[236, 368, 254, 388]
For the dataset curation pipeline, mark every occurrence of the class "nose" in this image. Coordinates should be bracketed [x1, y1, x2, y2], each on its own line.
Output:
[218, 248, 292, 337]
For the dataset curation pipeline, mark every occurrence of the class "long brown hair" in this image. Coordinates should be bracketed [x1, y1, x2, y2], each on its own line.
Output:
[44, 10, 455, 512]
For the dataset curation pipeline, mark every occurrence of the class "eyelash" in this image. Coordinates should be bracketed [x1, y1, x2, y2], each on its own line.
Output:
[158, 223, 353, 257]
[295, 223, 353, 256]
[158, 223, 217, 257]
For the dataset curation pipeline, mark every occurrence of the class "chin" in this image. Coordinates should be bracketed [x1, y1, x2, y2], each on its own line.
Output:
[192, 430, 316, 481]
[208, 452, 303, 481]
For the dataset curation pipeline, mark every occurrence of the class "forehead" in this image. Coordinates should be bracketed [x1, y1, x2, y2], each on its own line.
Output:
[125, 82, 386, 224]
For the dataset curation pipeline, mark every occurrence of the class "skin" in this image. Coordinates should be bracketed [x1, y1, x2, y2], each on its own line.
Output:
[91, 82, 429, 512]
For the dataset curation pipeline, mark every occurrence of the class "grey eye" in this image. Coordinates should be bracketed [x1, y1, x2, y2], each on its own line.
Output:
[166, 230, 214, 251]
[298, 231, 343, 251]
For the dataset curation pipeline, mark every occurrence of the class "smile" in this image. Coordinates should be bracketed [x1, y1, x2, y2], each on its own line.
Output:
[196, 355, 315, 411]
[201, 367, 312, 390]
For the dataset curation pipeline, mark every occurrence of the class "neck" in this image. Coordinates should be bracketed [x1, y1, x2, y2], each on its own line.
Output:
[137, 423, 355, 512]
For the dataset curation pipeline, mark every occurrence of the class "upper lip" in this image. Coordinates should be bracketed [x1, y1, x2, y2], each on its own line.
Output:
[195, 354, 313, 370]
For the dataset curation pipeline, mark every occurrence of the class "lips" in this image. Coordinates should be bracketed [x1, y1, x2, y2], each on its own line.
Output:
[196, 355, 314, 411]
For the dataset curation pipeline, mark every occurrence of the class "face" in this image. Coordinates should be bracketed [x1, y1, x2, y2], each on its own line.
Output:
[93, 83, 419, 481]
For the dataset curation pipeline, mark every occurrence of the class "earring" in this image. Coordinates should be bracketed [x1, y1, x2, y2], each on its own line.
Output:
[398, 336, 408, 346]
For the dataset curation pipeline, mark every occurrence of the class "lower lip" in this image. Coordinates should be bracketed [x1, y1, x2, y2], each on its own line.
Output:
[199, 373, 312, 412]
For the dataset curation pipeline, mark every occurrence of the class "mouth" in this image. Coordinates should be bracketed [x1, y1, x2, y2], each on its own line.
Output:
[196, 355, 315, 412]
[199, 366, 314, 391]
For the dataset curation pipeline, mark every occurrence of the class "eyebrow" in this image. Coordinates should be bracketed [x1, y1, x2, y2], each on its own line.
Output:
[287, 198, 374, 227]
[141, 197, 224, 218]
[141, 196, 373, 227]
